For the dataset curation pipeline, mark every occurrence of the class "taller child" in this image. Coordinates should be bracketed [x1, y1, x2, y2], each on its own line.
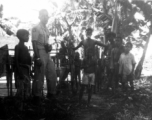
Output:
[74, 27, 107, 106]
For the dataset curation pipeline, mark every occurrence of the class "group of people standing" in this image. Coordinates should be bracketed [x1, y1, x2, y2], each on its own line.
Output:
[104, 32, 136, 93]
[14, 9, 136, 106]
[76, 28, 136, 106]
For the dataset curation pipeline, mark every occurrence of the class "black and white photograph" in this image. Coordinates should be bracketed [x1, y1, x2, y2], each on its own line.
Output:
[0, 0, 152, 120]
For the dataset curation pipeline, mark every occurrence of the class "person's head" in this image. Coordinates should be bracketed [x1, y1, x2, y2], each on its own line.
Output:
[85, 27, 93, 38]
[16, 29, 29, 43]
[61, 41, 65, 48]
[39, 9, 49, 25]
[125, 42, 133, 54]
[115, 36, 122, 47]
[63, 35, 69, 41]
[106, 32, 116, 44]
[75, 52, 80, 59]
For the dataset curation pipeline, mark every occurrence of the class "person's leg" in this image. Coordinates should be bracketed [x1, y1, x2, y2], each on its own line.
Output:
[16, 80, 24, 98]
[128, 74, 134, 91]
[75, 69, 80, 90]
[71, 65, 75, 93]
[112, 68, 118, 93]
[75, 73, 78, 90]
[87, 73, 95, 105]
[16, 76, 29, 101]
[59, 67, 65, 83]
[94, 70, 98, 93]
[115, 75, 119, 89]
[111, 75, 116, 94]
[78, 70, 81, 86]
[107, 67, 113, 90]
[46, 55, 57, 98]
[96, 72, 101, 92]
[79, 72, 88, 104]
[32, 50, 46, 100]
[78, 71, 81, 89]
[21, 67, 31, 98]
[25, 80, 31, 98]
[115, 65, 120, 90]
[121, 75, 126, 92]
[119, 74, 123, 89]
[60, 67, 69, 82]
[87, 85, 93, 105]
[58, 67, 67, 89]
[79, 84, 85, 104]
[123, 77, 128, 92]
[130, 79, 134, 91]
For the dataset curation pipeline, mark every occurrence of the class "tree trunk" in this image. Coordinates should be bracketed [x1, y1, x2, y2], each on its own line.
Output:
[135, 27, 151, 79]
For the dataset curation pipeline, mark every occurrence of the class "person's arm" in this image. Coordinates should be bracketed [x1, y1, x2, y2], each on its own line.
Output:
[73, 41, 83, 50]
[131, 55, 136, 74]
[31, 27, 40, 59]
[95, 41, 107, 47]
[14, 46, 19, 70]
[118, 54, 122, 75]
[110, 49, 114, 69]
[14, 46, 23, 76]
[132, 63, 136, 73]
[103, 45, 108, 56]
[32, 41, 40, 59]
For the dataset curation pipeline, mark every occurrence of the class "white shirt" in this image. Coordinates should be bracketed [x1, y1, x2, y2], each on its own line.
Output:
[31, 23, 50, 49]
[118, 52, 136, 75]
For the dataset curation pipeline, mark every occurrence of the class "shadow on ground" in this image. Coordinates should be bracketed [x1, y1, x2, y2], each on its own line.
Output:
[0, 77, 152, 120]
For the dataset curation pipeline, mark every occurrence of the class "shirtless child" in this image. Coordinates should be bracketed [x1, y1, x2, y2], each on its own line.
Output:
[14, 29, 31, 98]
[74, 27, 106, 106]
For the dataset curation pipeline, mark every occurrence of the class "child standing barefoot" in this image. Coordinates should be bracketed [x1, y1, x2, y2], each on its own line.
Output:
[118, 42, 136, 92]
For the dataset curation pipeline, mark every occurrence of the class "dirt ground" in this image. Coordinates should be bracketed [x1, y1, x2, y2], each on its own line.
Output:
[1, 77, 152, 120]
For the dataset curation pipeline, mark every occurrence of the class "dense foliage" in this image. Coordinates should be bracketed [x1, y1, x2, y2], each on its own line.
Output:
[0, 0, 152, 77]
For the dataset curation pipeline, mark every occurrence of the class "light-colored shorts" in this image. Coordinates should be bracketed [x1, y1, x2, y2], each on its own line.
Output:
[82, 73, 95, 85]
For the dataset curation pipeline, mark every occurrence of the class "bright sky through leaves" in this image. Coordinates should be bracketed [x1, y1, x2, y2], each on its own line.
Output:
[1, 0, 66, 22]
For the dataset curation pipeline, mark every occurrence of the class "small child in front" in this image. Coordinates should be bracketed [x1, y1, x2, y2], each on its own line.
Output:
[118, 42, 136, 92]
[14, 29, 31, 99]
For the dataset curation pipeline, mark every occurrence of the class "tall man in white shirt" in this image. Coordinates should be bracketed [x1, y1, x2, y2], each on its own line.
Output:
[31, 9, 57, 102]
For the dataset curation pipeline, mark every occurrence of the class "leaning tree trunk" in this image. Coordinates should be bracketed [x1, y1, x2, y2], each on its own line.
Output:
[135, 27, 152, 79]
